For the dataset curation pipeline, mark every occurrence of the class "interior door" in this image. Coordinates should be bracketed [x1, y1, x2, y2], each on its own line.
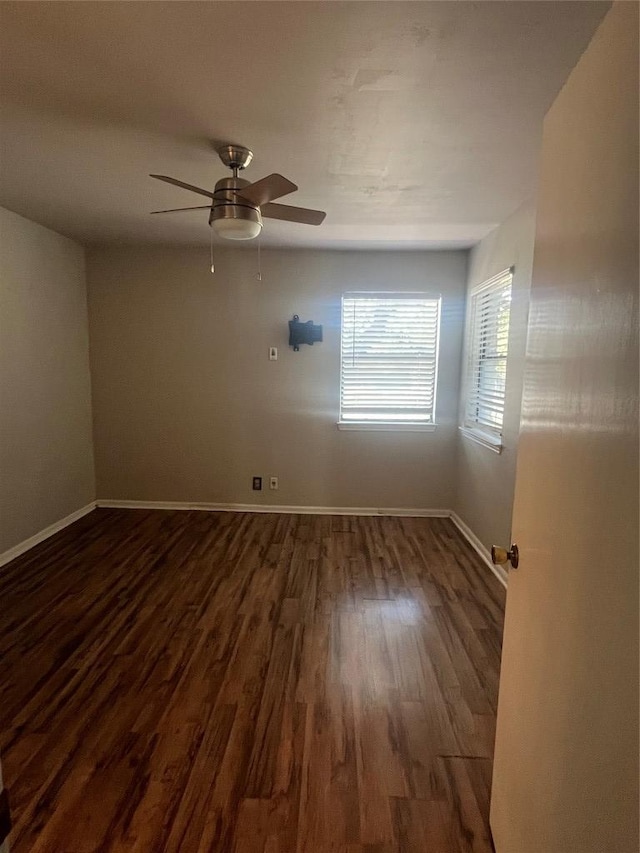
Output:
[489, 5, 639, 853]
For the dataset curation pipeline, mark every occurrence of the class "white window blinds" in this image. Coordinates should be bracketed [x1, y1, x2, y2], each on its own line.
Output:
[340, 293, 441, 425]
[463, 269, 513, 438]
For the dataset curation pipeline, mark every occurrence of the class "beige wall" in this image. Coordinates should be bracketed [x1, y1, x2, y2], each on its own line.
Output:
[0, 207, 95, 555]
[454, 198, 536, 551]
[86, 247, 467, 509]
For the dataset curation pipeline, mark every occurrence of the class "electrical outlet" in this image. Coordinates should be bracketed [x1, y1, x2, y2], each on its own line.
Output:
[252, 476, 262, 491]
[269, 476, 279, 490]
[269, 347, 278, 361]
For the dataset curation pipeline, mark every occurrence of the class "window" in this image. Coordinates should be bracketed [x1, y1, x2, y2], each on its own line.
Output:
[462, 268, 513, 449]
[339, 292, 441, 430]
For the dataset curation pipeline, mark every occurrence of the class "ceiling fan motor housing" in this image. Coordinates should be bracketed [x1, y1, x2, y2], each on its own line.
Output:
[210, 175, 263, 239]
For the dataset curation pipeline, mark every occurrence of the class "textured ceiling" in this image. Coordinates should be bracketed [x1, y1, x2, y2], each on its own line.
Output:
[0, 1, 609, 249]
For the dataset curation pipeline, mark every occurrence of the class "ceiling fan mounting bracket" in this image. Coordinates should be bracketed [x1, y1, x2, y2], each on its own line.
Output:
[216, 144, 253, 172]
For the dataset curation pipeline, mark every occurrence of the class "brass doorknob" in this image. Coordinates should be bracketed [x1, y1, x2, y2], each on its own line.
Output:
[491, 543, 519, 569]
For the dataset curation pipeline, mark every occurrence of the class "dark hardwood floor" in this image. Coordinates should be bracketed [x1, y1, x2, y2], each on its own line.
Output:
[0, 509, 505, 852]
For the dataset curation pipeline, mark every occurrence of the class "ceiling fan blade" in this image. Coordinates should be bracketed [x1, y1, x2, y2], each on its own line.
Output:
[237, 174, 297, 206]
[150, 174, 214, 199]
[150, 205, 211, 214]
[261, 202, 326, 226]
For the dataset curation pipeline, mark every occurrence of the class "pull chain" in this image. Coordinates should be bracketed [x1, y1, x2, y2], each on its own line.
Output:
[209, 226, 215, 274]
[256, 232, 262, 281]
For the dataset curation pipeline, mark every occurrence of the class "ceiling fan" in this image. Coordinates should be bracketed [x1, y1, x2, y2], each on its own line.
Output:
[150, 144, 326, 241]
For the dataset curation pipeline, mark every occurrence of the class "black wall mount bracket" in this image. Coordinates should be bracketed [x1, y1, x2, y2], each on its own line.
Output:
[288, 315, 323, 352]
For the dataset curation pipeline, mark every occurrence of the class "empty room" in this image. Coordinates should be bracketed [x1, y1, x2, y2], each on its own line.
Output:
[0, 2, 637, 852]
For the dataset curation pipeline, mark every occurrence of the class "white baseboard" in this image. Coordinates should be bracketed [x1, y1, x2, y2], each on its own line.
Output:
[96, 499, 450, 518]
[0, 501, 97, 569]
[0, 499, 505, 591]
[449, 511, 508, 588]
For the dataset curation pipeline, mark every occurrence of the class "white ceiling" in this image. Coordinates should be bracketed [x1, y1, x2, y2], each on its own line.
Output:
[0, 1, 608, 250]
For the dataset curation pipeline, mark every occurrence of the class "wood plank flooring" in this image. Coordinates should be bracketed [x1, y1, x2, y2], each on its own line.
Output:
[0, 509, 505, 852]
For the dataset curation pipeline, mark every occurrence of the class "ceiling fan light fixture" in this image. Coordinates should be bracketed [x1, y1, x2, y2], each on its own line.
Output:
[212, 217, 262, 241]
[211, 204, 262, 241]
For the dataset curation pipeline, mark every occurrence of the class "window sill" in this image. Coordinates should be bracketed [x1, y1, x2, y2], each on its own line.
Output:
[459, 426, 503, 453]
[337, 422, 437, 432]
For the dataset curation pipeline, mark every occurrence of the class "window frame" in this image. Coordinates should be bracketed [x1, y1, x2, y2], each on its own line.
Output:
[337, 291, 442, 432]
[460, 268, 514, 453]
